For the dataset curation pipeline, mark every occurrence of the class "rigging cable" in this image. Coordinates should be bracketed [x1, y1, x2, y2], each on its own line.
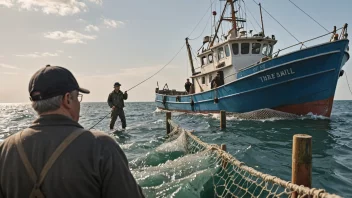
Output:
[243, 0, 261, 30]
[189, 14, 212, 41]
[251, 0, 305, 47]
[344, 71, 352, 97]
[188, 0, 217, 39]
[287, 0, 329, 33]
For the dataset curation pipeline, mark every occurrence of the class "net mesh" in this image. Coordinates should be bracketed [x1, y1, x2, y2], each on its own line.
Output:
[167, 119, 341, 198]
[229, 109, 299, 120]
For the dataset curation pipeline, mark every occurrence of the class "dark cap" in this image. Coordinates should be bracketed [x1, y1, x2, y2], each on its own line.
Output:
[28, 65, 90, 101]
[114, 82, 121, 87]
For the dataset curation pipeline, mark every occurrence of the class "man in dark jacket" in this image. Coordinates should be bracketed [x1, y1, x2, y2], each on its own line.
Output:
[0, 65, 144, 198]
[107, 82, 128, 130]
[211, 72, 224, 89]
[184, 79, 192, 93]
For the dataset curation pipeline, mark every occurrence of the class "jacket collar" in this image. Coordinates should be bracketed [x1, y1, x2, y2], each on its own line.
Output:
[30, 114, 83, 128]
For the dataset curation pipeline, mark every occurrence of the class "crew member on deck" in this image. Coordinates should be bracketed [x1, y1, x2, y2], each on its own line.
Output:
[211, 72, 223, 88]
[184, 79, 192, 93]
[0, 65, 144, 198]
[107, 82, 128, 130]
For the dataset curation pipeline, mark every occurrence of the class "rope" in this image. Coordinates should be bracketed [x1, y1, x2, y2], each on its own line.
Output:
[125, 43, 186, 92]
[287, 0, 329, 33]
[344, 71, 352, 97]
[88, 112, 111, 130]
[251, 0, 304, 47]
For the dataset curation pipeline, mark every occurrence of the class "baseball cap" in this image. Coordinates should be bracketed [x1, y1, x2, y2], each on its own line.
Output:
[114, 82, 121, 87]
[28, 65, 90, 101]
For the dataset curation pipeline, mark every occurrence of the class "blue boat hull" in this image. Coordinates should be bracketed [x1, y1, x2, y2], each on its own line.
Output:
[155, 40, 350, 117]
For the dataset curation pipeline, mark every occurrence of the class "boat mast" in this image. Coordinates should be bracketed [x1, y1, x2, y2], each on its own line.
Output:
[210, 2, 229, 47]
[259, 3, 265, 36]
[185, 38, 195, 75]
[228, 0, 237, 37]
[210, 0, 238, 47]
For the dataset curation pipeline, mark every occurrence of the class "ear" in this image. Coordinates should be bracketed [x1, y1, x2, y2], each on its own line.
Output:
[62, 93, 71, 108]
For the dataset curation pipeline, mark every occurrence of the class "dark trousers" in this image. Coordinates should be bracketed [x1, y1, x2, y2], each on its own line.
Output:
[110, 108, 126, 129]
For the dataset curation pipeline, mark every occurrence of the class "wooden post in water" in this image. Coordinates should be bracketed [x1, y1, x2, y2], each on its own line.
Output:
[221, 144, 227, 152]
[292, 134, 312, 198]
[220, 110, 226, 129]
[166, 112, 171, 135]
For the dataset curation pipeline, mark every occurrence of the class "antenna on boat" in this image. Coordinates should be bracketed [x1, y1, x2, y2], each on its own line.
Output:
[259, 3, 265, 37]
[210, 1, 231, 47]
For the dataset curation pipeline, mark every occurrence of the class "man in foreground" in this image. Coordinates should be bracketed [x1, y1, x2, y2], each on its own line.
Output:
[107, 82, 128, 130]
[0, 65, 144, 198]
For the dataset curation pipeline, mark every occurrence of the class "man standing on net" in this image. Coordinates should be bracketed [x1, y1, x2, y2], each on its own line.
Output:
[107, 82, 128, 130]
[0, 65, 144, 198]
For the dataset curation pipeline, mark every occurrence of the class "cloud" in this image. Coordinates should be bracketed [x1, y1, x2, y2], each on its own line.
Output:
[68, 56, 73, 59]
[103, 18, 124, 29]
[0, 63, 19, 69]
[85, 24, 99, 32]
[0, 0, 14, 8]
[1, 0, 89, 16]
[77, 18, 86, 23]
[0, 55, 4, 58]
[57, 50, 64, 53]
[87, 0, 102, 5]
[44, 30, 97, 44]
[16, 52, 59, 58]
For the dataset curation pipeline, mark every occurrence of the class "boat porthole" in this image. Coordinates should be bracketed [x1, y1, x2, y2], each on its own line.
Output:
[214, 98, 219, 103]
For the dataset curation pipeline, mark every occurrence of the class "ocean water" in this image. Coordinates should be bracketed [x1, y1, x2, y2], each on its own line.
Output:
[0, 101, 351, 197]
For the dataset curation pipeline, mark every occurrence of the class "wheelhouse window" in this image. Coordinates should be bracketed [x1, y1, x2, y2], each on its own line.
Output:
[224, 45, 230, 57]
[261, 44, 273, 56]
[252, 43, 261, 54]
[201, 56, 207, 65]
[202, 76, 205, 84]
[267, 44, 273, 56]
[218, 47, 225, 60]
[261, 44, 268, 56]
[241, 43, 249, 54]
[232, 43, 239, 55]
[208, 54, 213, 63]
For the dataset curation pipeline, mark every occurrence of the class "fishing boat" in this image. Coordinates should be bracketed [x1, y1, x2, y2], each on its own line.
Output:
[155, 0, 349, 117]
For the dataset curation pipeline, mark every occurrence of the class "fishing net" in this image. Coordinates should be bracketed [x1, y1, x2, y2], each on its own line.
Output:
[167, 120, 341, 198]
[229, 109, 299, 120]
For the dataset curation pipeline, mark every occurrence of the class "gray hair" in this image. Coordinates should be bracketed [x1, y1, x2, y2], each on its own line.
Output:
[31, 91, 78, 114]
[32, 95, 63, 114]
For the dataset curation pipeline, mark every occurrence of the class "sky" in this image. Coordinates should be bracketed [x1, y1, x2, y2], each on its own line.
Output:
[0, 0, 351, 103]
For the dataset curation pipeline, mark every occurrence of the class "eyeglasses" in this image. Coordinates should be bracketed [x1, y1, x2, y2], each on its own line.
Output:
[77, 94, 83, 102]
